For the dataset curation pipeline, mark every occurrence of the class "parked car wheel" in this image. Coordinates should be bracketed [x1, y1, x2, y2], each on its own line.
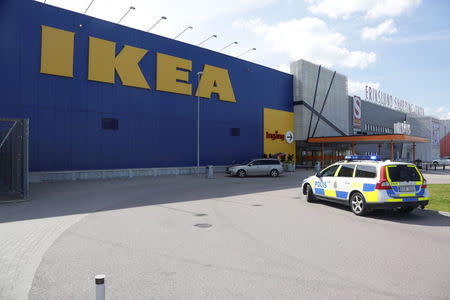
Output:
[350, 192, 368, 216]
[270, 169, 279, 177]
[237, 169, 246, 177]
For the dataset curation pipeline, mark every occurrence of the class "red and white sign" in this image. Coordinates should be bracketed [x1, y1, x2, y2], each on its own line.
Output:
[353, 96, 362, 128]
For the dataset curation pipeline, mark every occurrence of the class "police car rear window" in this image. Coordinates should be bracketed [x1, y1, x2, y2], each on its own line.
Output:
[355, 165, 377, 178]
[387, 165, 421, 182]
[337, 164, 355, 177]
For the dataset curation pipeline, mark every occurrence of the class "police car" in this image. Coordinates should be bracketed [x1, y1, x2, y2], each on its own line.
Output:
[301, 155, 429, 216]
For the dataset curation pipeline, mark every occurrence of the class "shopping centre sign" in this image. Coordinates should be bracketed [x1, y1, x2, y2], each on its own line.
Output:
[39, 25, 236, 102]
[365, 85, 424, 116]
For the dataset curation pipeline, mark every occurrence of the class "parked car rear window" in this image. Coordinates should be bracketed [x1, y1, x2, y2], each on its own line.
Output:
[355, 165, 377, 178]
[387, 165, 421, 182]
[337, 164, 355, 177]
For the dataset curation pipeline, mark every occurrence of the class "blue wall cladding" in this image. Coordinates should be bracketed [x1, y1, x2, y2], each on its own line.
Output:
[0, 0, 293, 171]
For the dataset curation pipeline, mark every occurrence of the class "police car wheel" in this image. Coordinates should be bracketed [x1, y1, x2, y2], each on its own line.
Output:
[237, 169, 246, 177]
[398, 206, 415, 213]
[306, 184, 315, 203]
[350, 192, 367, 216]
[270, 169, 279, 177]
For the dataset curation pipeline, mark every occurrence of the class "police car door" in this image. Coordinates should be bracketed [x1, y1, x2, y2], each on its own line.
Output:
[335, 164, 356, 200]
[315, 164, 340, 197]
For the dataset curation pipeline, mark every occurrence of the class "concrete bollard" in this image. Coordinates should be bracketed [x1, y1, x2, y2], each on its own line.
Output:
[206, 165, 214, 179]
[95, 275, 105, 300]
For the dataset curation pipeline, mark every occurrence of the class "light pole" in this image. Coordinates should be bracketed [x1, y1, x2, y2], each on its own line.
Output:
[198, 34, 217, 46]
[237, 47, 256, 58]
[219, 41, 238, 52]
[83, 0, 95, 14]
[118, 6, 135, 24]
[147, 16, 167, 32]
[174, 26, 193, 40]
[197, 71, 203, 176]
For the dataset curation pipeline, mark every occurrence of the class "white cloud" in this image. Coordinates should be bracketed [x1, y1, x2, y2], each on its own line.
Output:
[348, 79, 380, 97]
[361, 19, 397, 40]
[234, 17, 376, 69]
[424, 106, 450, 120]
[306, 0, 421, 19]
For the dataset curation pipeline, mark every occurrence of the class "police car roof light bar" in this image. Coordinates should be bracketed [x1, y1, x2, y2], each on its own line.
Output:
[344, 155, 381, 161]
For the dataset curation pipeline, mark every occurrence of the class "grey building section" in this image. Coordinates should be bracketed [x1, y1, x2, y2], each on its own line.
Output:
[403, 116, 444, 161]
[351, 98, 407, 160]
[291, 59, 349, 140]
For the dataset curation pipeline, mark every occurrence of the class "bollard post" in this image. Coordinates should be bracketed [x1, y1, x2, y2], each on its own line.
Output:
[95, 275, 105, 300]
[425, 164, 428, 171]
[434, 164, 437, 171]
[444, 164, 446, 171]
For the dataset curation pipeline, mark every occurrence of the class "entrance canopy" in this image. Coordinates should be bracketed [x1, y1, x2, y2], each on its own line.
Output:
[308, 134, 428, 144]
[308, 134, 428, 162]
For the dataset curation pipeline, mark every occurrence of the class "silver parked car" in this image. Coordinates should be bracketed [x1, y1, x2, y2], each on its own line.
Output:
[226, 159, 284, 177]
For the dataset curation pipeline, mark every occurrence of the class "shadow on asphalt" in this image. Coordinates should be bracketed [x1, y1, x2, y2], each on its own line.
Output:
[0, 173, 310, 224]
[1, 170, 449, 228]
[310, 199, 450, 227]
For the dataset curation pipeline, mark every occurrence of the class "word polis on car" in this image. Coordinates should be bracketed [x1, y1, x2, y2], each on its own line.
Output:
[40, 25, 236, 102]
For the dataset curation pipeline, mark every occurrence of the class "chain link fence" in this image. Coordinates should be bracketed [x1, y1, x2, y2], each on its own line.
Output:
[0, 118, 29, 201]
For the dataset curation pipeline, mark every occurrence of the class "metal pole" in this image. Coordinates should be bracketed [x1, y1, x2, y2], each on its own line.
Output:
[118, 7, 135, 24]
[198, 34, 217, 46]
[147, 16, 167, 32]
[219, 41, 238, 52]
[197, 72, 203, 176]
[95, 275, 105, 300]
[83, 0, 95, 14]
[174, 26, 193, 40]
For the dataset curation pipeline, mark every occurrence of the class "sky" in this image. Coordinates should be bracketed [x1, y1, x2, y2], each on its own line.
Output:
[38, 0, 450, 119]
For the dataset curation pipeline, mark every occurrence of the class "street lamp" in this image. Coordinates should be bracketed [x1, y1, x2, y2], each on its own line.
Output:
[198, 34, 217, 46]
[196, 71, 203, 176]
[219, 41, 238, 52]
[174, 26, 193, 40]
[84, 0, 95, 15]
[118, 6, 135, 24]
[237, 47, 256, 58]
[147, 16, 167, 32]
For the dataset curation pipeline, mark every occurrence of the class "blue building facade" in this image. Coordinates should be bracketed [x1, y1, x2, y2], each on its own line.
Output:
[0, 0, 293, 172]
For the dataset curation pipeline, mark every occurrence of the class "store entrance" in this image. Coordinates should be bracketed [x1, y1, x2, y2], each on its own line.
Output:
[296, 141, 351, 167]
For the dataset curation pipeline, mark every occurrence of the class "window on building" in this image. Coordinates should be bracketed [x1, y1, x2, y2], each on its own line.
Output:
[231, 128, 240, 136]
[102, 118, 119, 130]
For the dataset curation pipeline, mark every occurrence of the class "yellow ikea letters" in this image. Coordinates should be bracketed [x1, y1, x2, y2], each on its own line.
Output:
[156, 53, 192, 95]
[88, 37, 150, 89]
[40, 25, 75, 77]
[40, 25, 236, 101]
[195, 65, 236, 103]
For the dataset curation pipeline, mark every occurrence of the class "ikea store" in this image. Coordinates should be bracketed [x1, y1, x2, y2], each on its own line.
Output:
[1, 0, 449, 195]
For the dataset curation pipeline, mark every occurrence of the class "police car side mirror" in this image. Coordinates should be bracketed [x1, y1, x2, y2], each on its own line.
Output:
[248, 163, 253, 166]
[316, 172, 322, 178]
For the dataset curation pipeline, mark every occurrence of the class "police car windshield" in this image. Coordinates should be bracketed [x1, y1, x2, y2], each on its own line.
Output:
[387, 165, 421, 182]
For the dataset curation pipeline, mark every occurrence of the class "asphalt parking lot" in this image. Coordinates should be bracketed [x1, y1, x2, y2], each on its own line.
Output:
[1, 171, 449, 299]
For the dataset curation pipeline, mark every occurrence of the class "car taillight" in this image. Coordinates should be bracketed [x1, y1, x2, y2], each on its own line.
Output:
[375, 167, 392, 190]
[421, 179, 427, 189]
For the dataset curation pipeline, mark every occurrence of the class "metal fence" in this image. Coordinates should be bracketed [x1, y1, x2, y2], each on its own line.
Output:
[0, 118, 29, 201]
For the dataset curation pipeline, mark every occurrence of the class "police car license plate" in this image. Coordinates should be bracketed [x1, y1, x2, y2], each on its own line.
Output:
[399, 186, 415, 192]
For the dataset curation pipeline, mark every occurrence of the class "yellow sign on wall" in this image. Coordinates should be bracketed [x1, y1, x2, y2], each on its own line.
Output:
[264, 108, 295, 161]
